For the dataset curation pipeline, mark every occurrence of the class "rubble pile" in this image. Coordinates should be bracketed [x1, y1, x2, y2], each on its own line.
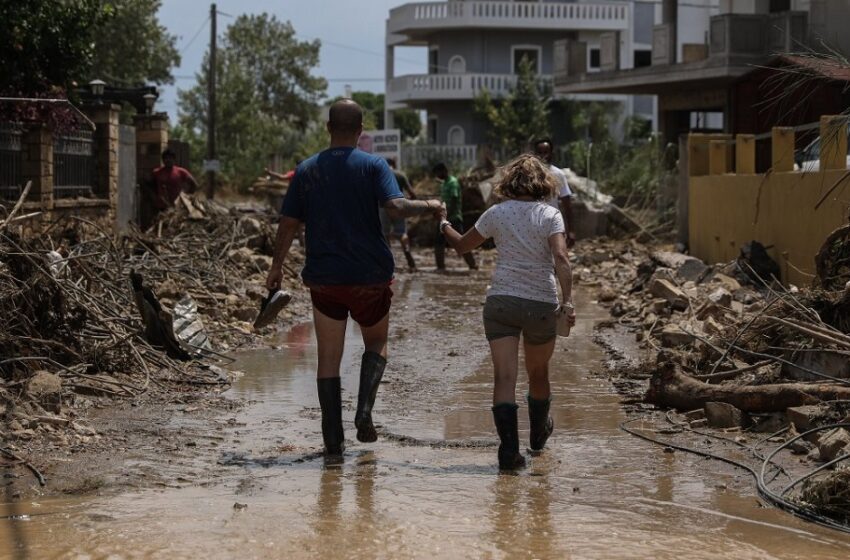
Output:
[578, 229, 850, 527]
[0, 196, 308, 456]
[128, 195, 308, 344]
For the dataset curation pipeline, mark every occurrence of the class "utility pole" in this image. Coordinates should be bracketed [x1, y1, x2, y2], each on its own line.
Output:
[206, 3, 217, 199]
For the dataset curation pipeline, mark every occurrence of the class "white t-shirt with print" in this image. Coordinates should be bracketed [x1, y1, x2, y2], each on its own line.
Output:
[547, 165, 573, 210]
[474, 199, 565, 304]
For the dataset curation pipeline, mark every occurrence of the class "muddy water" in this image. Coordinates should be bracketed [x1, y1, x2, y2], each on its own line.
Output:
[4, 275, 850, 559]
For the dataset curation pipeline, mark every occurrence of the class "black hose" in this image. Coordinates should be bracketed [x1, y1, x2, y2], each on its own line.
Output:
[620, 417, 850, 534]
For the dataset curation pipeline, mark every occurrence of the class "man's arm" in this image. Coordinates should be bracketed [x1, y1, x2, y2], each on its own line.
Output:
[265, 168, 287, 181]
[182, 169, 199, 194]
[384, 197, 442, 220]
[559, 196, 576, 248]
[265, 216, 302, 290]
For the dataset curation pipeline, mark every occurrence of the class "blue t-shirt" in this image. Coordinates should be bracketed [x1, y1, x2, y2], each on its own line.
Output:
[280, 147, 403, 285]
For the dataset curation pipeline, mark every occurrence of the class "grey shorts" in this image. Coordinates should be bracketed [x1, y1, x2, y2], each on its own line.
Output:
[483, 295, 558, 345]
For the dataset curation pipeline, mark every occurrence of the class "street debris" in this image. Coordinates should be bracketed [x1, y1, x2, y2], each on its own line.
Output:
[581, 214, 850, 532]
[0, 194, 309, 484]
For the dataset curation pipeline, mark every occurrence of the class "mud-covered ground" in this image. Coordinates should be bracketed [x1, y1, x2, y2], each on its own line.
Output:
[4, 246, 850, 558]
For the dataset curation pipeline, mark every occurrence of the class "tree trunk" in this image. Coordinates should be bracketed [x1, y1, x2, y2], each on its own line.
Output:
[645, 363, 850, 412]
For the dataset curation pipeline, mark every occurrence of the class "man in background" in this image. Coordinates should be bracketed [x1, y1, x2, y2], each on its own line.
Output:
[151, 148, 199, 212]
[534, 138, 576, 248]
[380, 158, 417, 270]
[433, 162, 477, 271]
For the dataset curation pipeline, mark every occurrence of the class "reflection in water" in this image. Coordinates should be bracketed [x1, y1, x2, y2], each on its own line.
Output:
[4, 277, 850, 559]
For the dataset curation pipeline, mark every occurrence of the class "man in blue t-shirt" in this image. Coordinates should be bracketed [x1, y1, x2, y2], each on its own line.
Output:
[266, 99, 443, 461]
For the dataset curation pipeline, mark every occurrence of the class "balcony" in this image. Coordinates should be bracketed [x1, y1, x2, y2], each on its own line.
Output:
[388, 73, 553, 105]
[388, 1, 629, 43]
[402, 144, 478, 168]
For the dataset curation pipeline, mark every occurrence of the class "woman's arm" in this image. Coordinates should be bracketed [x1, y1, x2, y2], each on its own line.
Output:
[442, 220, 487, 255]
[548, 233, 573, 305]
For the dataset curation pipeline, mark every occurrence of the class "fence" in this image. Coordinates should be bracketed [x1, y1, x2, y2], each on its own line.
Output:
[53, 129, 95, 199]
[0, 123, 23, 201]
[687, 115, 850, 286]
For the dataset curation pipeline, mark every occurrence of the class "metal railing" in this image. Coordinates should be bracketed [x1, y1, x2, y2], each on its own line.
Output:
[53, 129, 95, 199]
[0, 123, 23, 201]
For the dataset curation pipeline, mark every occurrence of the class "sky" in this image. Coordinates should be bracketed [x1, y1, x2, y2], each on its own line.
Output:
[156, 0, 427, 117]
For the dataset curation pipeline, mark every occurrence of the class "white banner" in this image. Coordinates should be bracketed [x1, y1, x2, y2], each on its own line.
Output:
[358, 129, 401, 167]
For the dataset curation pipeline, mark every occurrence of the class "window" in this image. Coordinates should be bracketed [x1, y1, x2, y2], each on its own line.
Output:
[769, 0, 791, 12]
[589, 48, 601, 70]
[428, 117, 438, 144]
[447, 125, 465, 146]
[512, 45, 541, 74]
[429, 48, 439, 74]
[634, 50, 652, 68]
[448, 55, 466, 74]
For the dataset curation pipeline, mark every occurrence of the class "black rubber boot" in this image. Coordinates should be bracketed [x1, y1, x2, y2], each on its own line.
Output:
[435, 243, 446, 270]
[527, 394, 554, 453]
[492, 403, 526, 471]
[317, 377, 344, 459]
[354, 351, 387, 443]
[403, 249, 417, 271]
[463, 252, 478, 270]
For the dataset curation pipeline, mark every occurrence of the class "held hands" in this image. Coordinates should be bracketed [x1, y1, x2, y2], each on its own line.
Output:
[437, 202, 448, 221]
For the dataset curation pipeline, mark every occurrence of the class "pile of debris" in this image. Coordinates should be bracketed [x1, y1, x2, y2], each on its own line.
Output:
[0, 194, 308, 460]
[128, 194, 309, 346]
[580, 231, 850, 527]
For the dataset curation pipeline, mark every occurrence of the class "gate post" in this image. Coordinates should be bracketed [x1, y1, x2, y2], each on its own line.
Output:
[84, 103, 121, 227]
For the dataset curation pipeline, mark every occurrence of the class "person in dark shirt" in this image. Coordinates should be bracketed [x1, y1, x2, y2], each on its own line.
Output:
[151, 148, 198, 210]
[265, 99, 443, 462]
[433, 162, 477, 271]
[380, 157, 418, 270]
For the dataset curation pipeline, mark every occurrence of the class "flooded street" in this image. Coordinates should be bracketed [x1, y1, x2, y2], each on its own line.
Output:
[4, 272, 850, 559]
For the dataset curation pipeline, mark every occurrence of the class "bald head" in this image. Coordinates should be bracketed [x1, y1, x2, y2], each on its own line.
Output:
[328, 99, 363, 136]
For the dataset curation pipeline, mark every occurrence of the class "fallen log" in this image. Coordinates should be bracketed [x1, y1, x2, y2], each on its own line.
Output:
[646, 363, 850, 413]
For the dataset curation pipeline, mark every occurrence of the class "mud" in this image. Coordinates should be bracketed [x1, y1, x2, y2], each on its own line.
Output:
[3, 259, 850, 558]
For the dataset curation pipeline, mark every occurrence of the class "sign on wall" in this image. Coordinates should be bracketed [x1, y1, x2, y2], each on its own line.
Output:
[358, 129, 401, 166]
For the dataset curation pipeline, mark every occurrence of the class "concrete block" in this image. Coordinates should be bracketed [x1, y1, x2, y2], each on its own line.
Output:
[787, 405, 825, 434]
[818, 428, 850, 462]
[708, 287, 732, 307]
[649, 278, 689, 311]
[704, 402, 751, 429]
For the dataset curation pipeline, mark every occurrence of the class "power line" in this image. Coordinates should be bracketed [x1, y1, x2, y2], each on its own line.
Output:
[179, 15, 210, 56]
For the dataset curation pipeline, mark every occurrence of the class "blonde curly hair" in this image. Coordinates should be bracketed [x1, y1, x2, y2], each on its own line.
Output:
[494, 154, 557, 201]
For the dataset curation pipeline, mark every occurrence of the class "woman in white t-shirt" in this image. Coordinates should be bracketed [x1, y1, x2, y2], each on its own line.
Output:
[439, 154, 575, 471]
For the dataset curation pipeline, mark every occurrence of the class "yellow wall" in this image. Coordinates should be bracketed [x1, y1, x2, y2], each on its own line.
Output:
[689, 170, 850, 286]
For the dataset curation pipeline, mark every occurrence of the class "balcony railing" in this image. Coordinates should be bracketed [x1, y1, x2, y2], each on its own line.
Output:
[388, 1, 629, 37]
[402, 144, 478, 168]
[388, 73, 553, 104]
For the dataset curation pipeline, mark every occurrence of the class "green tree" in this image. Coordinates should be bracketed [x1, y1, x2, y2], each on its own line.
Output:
[394, 109, 422, 141]
[473, 56, 550, 156]
[89, 0, 180, 87]
[0, 0, 106, 94]
[329, 91, 421, 140]
[177, 13, 326, 190]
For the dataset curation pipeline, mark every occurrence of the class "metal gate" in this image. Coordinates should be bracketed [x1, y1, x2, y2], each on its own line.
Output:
[116, 124, 137, 232]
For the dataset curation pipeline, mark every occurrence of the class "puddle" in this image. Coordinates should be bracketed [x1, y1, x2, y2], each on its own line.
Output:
[3, 275, 850, 559]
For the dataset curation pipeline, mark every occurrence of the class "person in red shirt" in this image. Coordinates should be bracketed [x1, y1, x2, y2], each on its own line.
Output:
[151, 148, 199, 210]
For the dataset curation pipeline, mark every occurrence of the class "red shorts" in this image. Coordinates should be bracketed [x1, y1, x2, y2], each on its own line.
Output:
[308, 283, 393, 327]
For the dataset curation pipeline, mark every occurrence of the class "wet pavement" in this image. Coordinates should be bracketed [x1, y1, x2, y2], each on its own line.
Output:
[3, 272, 850, 559]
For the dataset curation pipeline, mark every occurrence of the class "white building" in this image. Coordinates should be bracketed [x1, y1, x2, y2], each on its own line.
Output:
[385, 0, 667, 167]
